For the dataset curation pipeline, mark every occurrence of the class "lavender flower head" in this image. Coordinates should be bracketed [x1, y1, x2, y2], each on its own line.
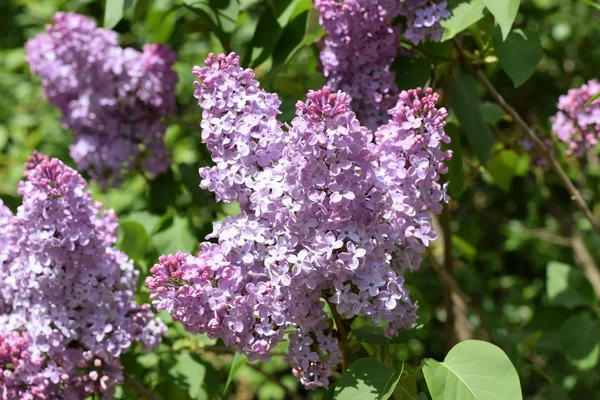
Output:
[315, 0, 401, 130]
[25, 12, 178, 188]
[0, 152, 166, 399]
[400, 0, 450, 45]
[314, 0, 449, 129]
[146, 53, 451, 389]
[551, 79, 600, 157]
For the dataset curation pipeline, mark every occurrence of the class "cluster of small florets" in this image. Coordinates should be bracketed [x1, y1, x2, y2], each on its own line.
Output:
[400, 0, 450, 45]
[0, 153, 166, 399]
[314, 0, 449, 129]
[146, 53, 451, 389]
[551, 79, 600, 157]
[25, 12, 178, 188]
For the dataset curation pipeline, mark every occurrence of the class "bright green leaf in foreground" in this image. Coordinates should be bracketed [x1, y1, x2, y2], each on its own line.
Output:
[440, 0, 486, 41]
[483, 0, 520, 40]
[334, 358, 402, 400]
[423, 340, 522, 400]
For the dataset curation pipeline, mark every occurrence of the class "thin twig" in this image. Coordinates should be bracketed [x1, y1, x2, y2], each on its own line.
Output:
[124, 373, 162, 400]
[246, 363, 302, 400]
[452, 38, 600, 235]
[426, 247, 496, 344]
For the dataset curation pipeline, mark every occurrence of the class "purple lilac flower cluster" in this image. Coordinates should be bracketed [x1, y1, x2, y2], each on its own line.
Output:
[25, 12, 178, 188]
[551, 79, 600, 157]
[314, 0, 449, 129]
[146, 53, 451, 389]
[0, 153, 166, 399]
[400, 0, 450, 45]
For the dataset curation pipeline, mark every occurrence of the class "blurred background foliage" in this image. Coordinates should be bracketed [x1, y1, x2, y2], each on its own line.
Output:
[2, 0, 600, 399]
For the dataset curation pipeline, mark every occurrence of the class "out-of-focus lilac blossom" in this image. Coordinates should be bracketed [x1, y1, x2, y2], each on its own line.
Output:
[147, 53, 451, 390]
[315, 0, 401, 130]
[314, 0, 450, 129]
[551, 79, 600, 157]
[25, 12, 178, 188]
[0, 153, 166, 398]
[401, 0, 451, 45]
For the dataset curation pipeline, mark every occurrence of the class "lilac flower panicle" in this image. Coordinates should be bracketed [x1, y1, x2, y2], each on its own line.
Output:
[147, 53, 451, 390]
[314, 0, 449, 129]
[551, 79, 600, 157]
[25, 12, 178, 188]
[0, 152, 166, 399]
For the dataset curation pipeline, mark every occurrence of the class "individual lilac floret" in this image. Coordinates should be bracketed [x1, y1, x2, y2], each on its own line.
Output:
[551, 79, 600, 157]
[25, 12, 178, 188]
[0, 152, 166, 399]
[400, 0, 450, 45]
[147, 53, 452, 390]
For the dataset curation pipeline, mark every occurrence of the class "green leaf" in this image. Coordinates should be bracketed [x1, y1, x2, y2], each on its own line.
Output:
[117, 221, 149, 261]
[334, 358, 402, 400]
[152, 214, 197, 255]
[440, 0, 486, 41]
[480, 102, 503, 123]
[483, 0, 520, 40]
[283, 8, 324, 65]
[546, 261, 596, 309]
[560, 313, 600, 370]
[486, 148, 528, 191]
[449, 67, 494, 165]
[183, 0, 239, 47]
[445, 123, 464, 196]
[580, 0, 600, 10]
[352, 325, 423, 346]
[169, 351, 215, 399]
[584, 91, 600, 107]
[394, 373, 418, 400]
[104, 0, 134, 29]
[224, 352, 247, 394]
[422, 340, 522, 400]
[245, 7, 282, 67]
[275, 0, 312, 26]
[492, 27, 543, 88]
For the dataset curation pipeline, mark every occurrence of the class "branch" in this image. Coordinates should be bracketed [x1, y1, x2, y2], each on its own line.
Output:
[124, 374, 162, 400]
[452, 38, 600, 236]
[426, 247, 496, 344]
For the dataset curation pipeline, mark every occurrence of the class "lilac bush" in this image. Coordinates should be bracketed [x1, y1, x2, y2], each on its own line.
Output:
[25, 12, 178, 188]
[315, 0, 449, 130]
[0, 153, 166, 399]
[551, 79, 600, 157]
[146, 53, 451, 389]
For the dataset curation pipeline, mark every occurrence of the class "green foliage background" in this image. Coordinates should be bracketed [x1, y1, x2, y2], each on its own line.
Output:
[2, 0, 600, 398]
